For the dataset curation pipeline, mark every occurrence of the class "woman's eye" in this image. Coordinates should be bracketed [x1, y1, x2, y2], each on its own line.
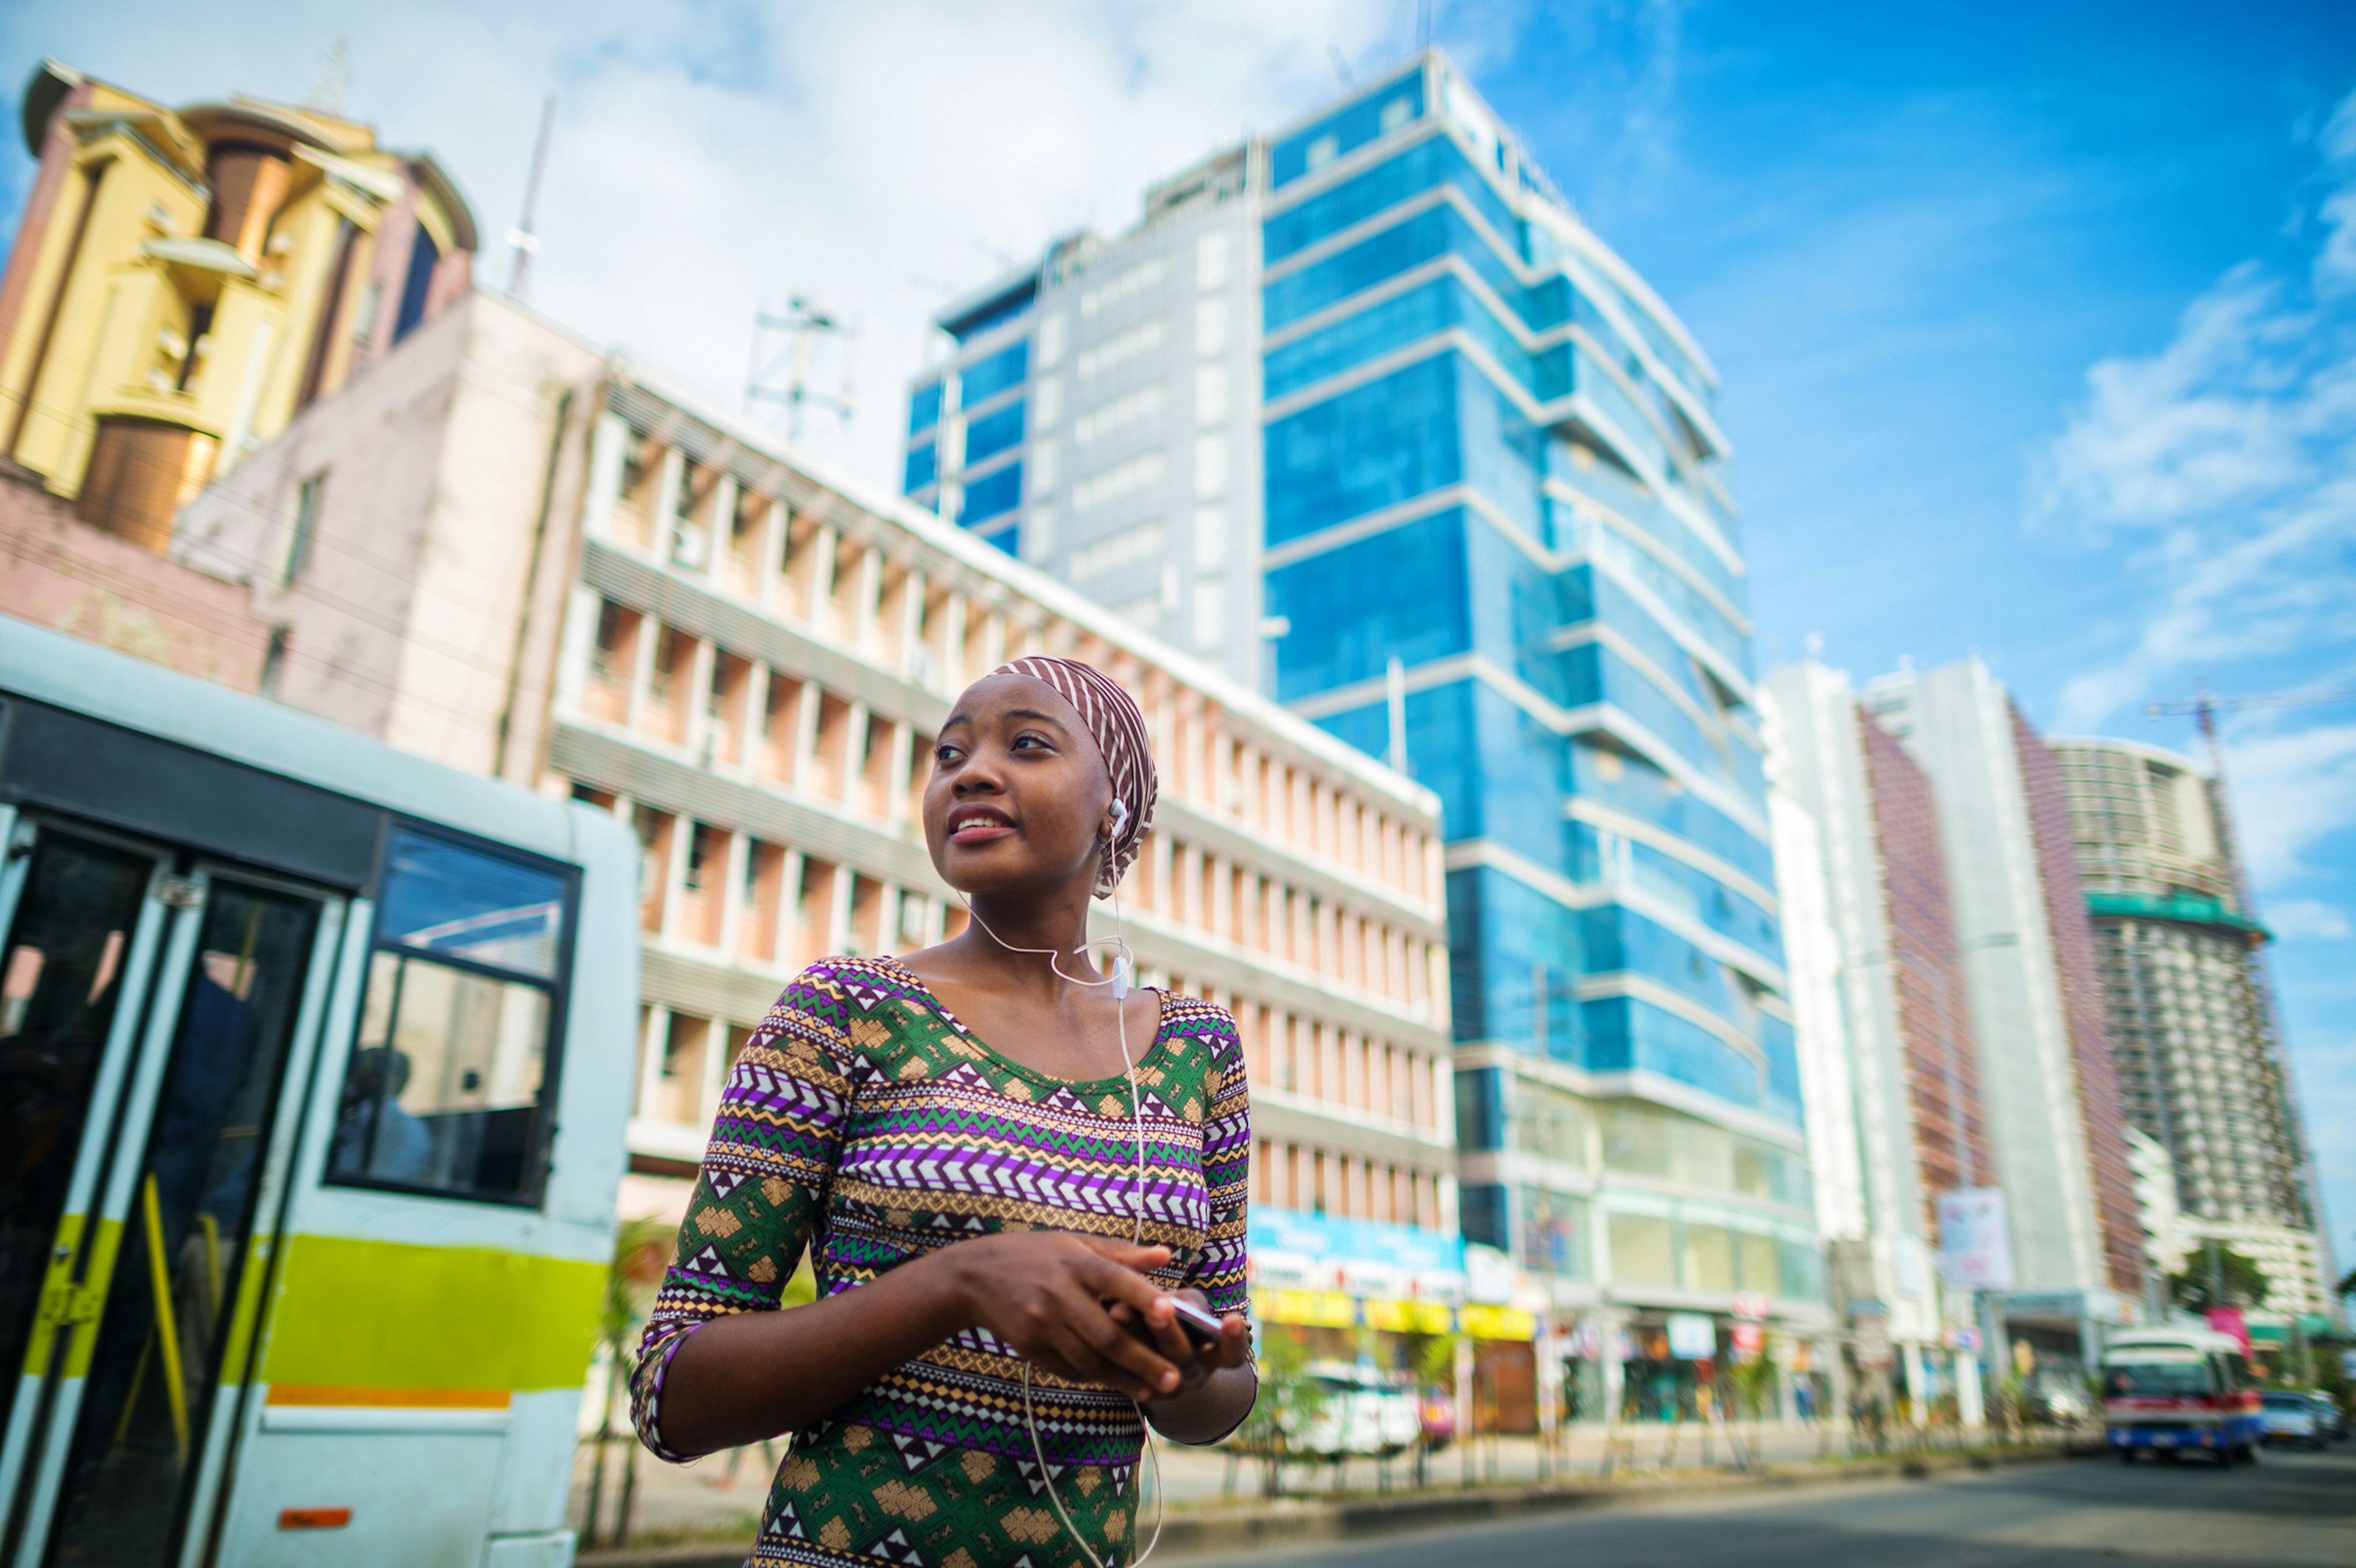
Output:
[934, 745, 962, 764]
[1012, 733, 1048, 751]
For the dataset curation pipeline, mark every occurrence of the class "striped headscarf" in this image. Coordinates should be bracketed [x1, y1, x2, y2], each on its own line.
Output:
[991, 655, 1157, 899]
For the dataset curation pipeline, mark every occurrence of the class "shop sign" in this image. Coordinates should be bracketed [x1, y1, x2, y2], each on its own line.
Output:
[1731, 1291, 1769, 1321]
[1465, 1243, 1516, 1305]
[1363, 1298, 1454, 1334]
[1253, 1288, 1358, 1329]
[1934, 1188, 2016, 1289]
[1730, 1321, 1765, 1361]
[1460, 1302, 1536, 1341]
[1666, 1312, 1717, 1361]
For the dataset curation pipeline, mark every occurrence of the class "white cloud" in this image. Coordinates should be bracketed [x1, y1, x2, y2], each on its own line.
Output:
[2033, 87, 2356, 901]
[2266, 896, 2356, 943]
[2, 1, 1425, 482]
[2227, 720, 2356, 888]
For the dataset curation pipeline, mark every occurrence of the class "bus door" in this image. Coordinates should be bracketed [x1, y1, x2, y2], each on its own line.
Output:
[0, 812, 350, 1568]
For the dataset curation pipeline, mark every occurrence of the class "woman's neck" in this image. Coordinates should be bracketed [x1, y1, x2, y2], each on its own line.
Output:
[953, 890, 1099, 1001]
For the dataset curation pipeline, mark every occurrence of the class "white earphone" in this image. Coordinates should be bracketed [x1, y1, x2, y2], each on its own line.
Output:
[955, 795, 1163, 1568]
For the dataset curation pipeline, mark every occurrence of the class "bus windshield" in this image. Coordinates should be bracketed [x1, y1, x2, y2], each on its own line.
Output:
[2104, 1360, 2214, 1398]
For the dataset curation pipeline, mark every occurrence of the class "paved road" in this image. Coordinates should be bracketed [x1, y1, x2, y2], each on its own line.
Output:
[1181, 1446, 2356, 1567]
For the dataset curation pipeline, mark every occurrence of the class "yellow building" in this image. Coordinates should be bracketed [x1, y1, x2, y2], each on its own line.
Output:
[0, 58, 475, 547]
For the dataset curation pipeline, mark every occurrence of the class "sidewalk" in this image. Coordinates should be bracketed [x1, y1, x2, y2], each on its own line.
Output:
[574, 1420, 2073, 1558]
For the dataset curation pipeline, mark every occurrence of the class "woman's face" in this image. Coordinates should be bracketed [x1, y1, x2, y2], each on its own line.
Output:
[923, 673, 1114, 902]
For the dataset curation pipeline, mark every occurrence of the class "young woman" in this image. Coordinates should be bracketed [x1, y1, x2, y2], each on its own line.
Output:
[633, 656, 1256, 1568]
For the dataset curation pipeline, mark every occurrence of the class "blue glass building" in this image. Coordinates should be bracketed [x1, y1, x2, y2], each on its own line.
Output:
[1257, 55, 1821, 1391]
[909, 53, 1828, 1410]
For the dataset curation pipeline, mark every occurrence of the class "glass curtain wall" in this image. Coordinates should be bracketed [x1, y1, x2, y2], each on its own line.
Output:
[1258, 58, 1809, 1301]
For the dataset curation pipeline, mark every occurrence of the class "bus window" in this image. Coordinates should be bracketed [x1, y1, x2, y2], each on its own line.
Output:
[2103, 1359, 2212, 1398]
[328, 827, 574, 1203]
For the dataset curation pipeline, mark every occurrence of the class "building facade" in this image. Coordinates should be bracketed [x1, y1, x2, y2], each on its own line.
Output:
[2049, 736, 2335, 1324]
[902, 145, 1265, 690]
[1861, 661, 2146, 1361]
[904, 50, 1825, 1426]
[106, 282, 1473, 1368]
[1767, 661, 1994, 1422]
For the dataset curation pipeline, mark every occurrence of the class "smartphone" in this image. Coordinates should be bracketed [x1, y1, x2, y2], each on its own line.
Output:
[1165, 1297, 1226, 1351]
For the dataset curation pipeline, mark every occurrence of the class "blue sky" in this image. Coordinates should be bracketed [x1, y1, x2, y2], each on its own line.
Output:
[1449, 0, 2356, 1287]
[6, 1, 2352, 1287]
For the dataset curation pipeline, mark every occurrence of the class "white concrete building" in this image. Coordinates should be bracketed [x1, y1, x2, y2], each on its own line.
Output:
[1860, 661, 2146, 1357]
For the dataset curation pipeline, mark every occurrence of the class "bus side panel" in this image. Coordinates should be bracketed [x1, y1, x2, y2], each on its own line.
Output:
[215, 1428, 501, 1567]
[487, 1389, 590, 1537]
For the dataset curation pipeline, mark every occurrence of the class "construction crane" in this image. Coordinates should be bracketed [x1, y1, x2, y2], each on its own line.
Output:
[2145, 680, 2356, 909]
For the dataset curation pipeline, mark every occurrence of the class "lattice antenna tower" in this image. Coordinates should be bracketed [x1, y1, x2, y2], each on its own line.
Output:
[745, 298, 857, 445]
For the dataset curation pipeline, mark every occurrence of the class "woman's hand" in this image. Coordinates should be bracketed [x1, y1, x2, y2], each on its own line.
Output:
[1114, 1288, 1251, 1399]
[941, 1230, 1187, 1401]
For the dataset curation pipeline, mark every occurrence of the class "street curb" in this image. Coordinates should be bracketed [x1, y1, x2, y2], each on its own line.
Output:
[577, 1442, 2090, 1567]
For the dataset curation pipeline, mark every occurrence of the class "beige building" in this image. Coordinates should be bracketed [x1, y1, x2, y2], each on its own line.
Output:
[161, 289, 1463, 1289]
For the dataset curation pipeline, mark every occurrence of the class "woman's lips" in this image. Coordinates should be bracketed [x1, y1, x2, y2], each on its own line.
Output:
[947, 808, 1016, 844]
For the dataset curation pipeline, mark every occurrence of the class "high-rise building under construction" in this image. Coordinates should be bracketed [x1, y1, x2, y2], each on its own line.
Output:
[2048, 737, 2335, 1321]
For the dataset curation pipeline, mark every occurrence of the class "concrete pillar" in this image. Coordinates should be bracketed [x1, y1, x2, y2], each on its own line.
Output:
[652, 447, 685, 556]
[625, 605, 659, 734]
[1957, 1348, 1985, 1429]
[582, 410, 631, 540]
[841, 702, 871, 809]
[759, 501, 790, 610]
[552, 584, 602, 715]
[808, 526, 839, 625]
[635, 1005, 671, 1119]
[682, 636, 717, 762]
[827, 864, 855, 957]
[658, 815, 692, 942]
[777, 847, 806, 968]
[718, 829, 750, 961]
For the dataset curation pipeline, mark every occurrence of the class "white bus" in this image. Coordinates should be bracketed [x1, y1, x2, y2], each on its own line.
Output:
[0, 620, 637, 1566]
[2101, 1325, 2263, 1465]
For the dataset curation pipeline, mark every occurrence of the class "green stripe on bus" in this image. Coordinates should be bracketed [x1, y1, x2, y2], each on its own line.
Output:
[258, 1234, 604, 1393]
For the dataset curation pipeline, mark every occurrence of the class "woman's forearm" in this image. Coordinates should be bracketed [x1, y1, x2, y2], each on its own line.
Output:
[1143, 1362, 1257, 1445]
[653, 1248, 971, 1457]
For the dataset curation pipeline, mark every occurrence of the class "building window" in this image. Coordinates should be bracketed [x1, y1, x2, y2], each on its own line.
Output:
[260, 625, 290, 696]
[284, 472, 324, 584]
[393, 225, 441, 344]
[326, 826, 576, 1205]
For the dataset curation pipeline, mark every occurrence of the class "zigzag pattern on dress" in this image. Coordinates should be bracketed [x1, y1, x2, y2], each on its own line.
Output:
[634, 955, 1249, 1567]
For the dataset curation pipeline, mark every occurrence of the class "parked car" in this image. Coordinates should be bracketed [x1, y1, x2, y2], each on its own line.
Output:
[2258, 1391, 2325, 1449]
[1284, 1361, 1422, 1458]
[2301, 1392, 2347, 1441]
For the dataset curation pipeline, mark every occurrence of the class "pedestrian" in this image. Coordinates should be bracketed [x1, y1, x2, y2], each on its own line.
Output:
[631, 655, 1257, 1568]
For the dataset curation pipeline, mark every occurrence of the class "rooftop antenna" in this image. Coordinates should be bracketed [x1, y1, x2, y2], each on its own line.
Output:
[1329, 45, 1354, 87]
[745, 298, 857, 445]
[1418, 0, 1436, 50]
[304, 34, 353, 115]
[507, 94, 557, 302]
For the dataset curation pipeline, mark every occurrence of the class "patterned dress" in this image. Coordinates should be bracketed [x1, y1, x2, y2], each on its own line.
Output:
[633, 956, 1251, 1568]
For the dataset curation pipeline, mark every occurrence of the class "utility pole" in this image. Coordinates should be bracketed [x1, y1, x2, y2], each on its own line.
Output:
[507, 94, 557, 302]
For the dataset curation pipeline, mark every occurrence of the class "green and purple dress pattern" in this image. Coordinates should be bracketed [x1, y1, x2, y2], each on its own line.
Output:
[632, 956, 1250, 1568]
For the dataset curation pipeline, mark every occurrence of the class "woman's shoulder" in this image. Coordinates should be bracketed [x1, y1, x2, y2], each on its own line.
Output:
[1157, 990, 1242, 1051]
[753, 955, 929, 1040]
